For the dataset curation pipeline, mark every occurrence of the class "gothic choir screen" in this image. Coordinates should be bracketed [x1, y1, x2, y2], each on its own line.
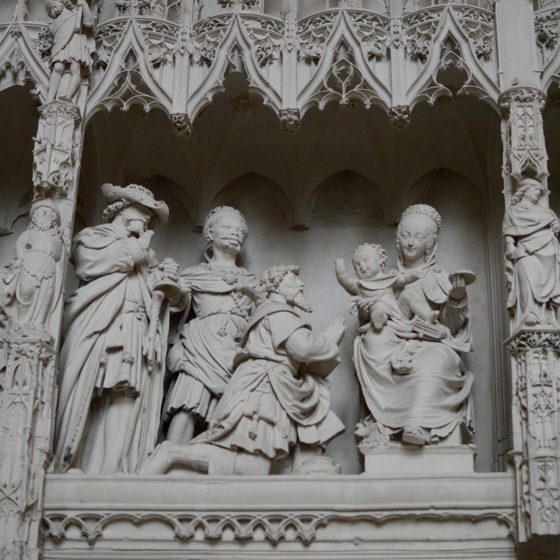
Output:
[0, 1, 559, 559]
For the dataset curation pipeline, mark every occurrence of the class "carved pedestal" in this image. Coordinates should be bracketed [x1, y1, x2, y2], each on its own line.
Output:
[507, 328, 560, 543]
[0, 332, 56, 560]
[33, 101, 82, 197]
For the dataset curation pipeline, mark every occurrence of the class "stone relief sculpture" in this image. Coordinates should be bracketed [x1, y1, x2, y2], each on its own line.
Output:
[46, 0, 95, 104]
[55, 184, 188, 474]
[162, 207, 256, 444]
[0, 199, 63, 335]
[143, 265, 346, 476]
[503, 177, 560, 328]
[344, 204, 475, 447]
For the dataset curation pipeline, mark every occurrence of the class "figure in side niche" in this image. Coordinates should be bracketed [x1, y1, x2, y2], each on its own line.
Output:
[46, 0, 95, 104]
[162, 207, 256, 444]
[55, 184, 189, 474]
[142, 265, 346, 476]
[348, 204, 475, 448]
[0, 199, 63, 336]
[503, 177, 560, 328]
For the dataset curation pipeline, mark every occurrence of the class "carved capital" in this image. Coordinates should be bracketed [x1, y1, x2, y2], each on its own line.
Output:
[280, 109, 301, 134]
[388, 106, 411, 131]
[507, 328, 560, 356]
[170, 113, 192, 137]
[499, 87, 547, 117]
[39, 100, 82, 123]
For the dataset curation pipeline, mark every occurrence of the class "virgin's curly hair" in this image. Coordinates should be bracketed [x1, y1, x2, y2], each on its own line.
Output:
[396, 204, 441, 262]
[260, 265, 300, 295]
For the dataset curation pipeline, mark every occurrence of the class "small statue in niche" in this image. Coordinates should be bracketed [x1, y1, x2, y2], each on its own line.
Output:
[503, 177, 560, 328]
[348, 204, 475, 447]
[46, 0, 95, 104]
[55, 184, 189, 474]
[143, 265, 346, 476]
[162, 206, 256, 444]
[0, 199, 63, 336]
[334, 243, 428, 332]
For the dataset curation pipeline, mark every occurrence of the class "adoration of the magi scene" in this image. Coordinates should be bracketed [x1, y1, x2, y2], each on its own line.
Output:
[0, 1, 560, 559]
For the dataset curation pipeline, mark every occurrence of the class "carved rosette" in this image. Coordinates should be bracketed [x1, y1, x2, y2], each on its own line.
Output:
[499, 87, 548, 181]
[0, 333, 56, 559]
[388, 106, 411, 130]
[507, 328, 560, 541]
[32, 101, 82, 197]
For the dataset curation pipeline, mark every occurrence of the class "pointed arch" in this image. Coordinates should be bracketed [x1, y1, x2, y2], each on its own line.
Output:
[406, 8, 500, 112]
[188, 16, 282, 121]
[85, 20, 173, 122]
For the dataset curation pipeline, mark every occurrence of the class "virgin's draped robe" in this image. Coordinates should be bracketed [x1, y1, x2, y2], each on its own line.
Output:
[354, 265, 474, 441]
[503, 200, 560, 325]
[55, 223, 180, 473]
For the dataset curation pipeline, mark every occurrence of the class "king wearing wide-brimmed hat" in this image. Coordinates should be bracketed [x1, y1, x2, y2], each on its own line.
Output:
[55, 183, 187, 475]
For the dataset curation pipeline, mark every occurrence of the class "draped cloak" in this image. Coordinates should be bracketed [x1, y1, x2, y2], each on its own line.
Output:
[55, 223, 177, 473]
[198, 301, 345, 461]
[164, 264, 255, 423]
[50, 6, 95, 69]
[503, 200, 560, 324]
[354, 264, 474, 441]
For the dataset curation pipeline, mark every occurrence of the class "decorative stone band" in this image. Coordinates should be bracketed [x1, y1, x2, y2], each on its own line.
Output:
[43, 508, 517, 547]
[41, 474, 516, 557]
[506, 328, 560, 356]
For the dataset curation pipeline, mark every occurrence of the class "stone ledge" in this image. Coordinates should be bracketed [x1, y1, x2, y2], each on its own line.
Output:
[42, 472, 517, 560]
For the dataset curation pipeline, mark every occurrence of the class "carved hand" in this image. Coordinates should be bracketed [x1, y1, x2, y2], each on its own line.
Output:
[551, 219, 560, 234]
[334, 258, 346, 273]
[323, 316, 346, 345]
[138, 230, 154, 250]
[449, 274, 467, 301]
[160, 258, 180, 284]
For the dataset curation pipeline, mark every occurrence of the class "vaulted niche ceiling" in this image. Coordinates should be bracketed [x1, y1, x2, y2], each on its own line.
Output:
[0, 85, 40, 262]
[80, 74, 506, 473]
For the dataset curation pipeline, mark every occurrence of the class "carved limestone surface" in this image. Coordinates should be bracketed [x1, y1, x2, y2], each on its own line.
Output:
[503, 177, 560, 329]
[163, 207, 256, 445]
[144, 265, 345, 476]
[55, 184, 187, 475]
[33, 100, 81, 197]
[0, 334, 56, 560]
[0, 199, 63, 336]
[500, 87, 548, 181]
[508, 327, 560, 542]
[343, 204, 475, 448]
[46, 0, 95, 105]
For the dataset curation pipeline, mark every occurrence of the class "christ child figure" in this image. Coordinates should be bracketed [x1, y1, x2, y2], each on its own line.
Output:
[335, 243, 423, 331]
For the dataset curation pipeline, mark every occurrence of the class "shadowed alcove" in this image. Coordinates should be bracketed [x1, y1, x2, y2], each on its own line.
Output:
[78, 71, 505, 472]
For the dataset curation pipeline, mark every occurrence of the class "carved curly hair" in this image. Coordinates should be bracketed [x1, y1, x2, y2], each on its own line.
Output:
[202, 206, 248, 250]
[260, 265, 300, 295]
[353, 243, 388, 271]
[510, 178, 545, 206]
[397, 204, 441, 262]
[102, 199, 131, 223]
